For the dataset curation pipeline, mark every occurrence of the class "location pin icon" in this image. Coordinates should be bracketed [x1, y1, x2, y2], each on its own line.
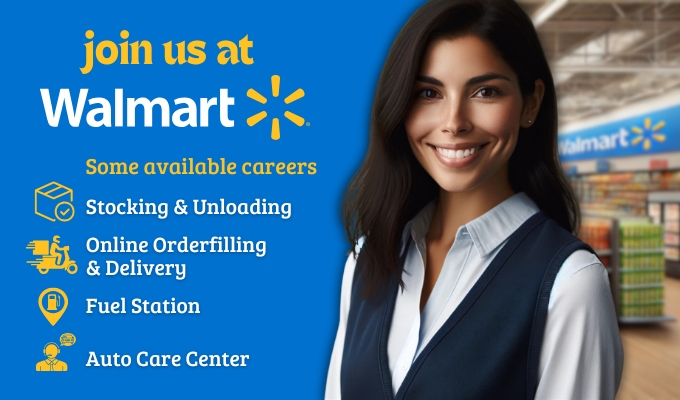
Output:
[38, 288, 68, 326]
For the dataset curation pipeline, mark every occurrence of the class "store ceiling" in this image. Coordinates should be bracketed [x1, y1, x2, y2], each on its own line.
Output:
[517, 0, 680, 124]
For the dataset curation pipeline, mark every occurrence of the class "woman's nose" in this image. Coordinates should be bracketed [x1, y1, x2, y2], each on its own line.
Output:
[440, 97, 472, 135]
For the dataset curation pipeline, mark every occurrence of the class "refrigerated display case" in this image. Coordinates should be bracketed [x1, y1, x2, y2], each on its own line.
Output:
[648, 191, 680, 279]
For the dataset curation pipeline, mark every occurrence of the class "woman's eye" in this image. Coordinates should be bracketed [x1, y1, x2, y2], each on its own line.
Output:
[418, 89, 440, 99]
[475, 87, 499, 98]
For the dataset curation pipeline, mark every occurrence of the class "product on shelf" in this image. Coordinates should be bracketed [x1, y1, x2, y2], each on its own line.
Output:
[666, 247, 680, 262]
[666, 232, 680, 246]
[620, 287, 664, 318]
[665, 203, 679, 220]
[666, 220, 680, 233]
[620, 224, 664, 248]
[578, 221, 611, 250]
[649, 203, 662, 224]
[618, 221, 666, 318]
[570, 171, 680, 216]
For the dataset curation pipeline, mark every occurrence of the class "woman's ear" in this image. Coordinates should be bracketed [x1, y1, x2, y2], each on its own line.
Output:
[520, 79, 545, 128]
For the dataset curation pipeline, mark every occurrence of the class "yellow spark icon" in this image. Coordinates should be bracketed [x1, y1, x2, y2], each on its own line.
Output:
[246, 75, 305, 140]
[631, 117, 666, 151]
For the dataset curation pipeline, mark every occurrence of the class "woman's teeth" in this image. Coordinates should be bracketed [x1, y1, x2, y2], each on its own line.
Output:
[436, 145, 481, 160]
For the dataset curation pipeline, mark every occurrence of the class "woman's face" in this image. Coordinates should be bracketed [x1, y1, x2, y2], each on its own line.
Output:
[405, 36, 532, 193]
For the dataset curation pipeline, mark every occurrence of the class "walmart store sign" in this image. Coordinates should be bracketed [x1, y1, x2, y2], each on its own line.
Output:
[558, 104, 680, 162]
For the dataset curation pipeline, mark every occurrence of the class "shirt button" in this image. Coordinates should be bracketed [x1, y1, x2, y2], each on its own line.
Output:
[401, 364, 407, 371]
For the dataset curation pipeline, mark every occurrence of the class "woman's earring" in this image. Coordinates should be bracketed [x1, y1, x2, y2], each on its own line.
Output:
[528, 119, 532, 124]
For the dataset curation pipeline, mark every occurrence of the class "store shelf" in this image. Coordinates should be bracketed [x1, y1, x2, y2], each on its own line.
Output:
[621, 283, 665, 289]
[571, 172, 680, 217]
[580, 216, 674, 325]
[619, 315, 676, 324]
[620, 248, 664, 254]
[619, 267, 665, 273]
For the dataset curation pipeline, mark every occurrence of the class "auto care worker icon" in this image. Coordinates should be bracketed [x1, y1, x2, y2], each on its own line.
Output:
[36, 342, 68, 372]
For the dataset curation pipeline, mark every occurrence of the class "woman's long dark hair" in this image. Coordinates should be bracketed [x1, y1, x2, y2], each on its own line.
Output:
[343, 0, 580, 298]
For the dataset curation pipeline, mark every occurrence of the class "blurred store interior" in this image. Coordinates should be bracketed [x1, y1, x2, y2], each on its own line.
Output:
[518, 1, 680, 398]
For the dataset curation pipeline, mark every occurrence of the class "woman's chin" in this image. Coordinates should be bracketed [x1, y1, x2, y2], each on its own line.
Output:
[431, 177, 483, 194]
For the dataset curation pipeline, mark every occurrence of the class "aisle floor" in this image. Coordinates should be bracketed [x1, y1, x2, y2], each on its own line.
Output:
[617, 277, 680, 400]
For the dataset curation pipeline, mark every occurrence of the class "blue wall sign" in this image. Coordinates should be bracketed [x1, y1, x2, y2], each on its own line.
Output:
[558, 104, 680, 162]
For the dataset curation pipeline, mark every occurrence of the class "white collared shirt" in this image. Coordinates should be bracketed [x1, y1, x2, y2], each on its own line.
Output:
[326, 192, 623, 399]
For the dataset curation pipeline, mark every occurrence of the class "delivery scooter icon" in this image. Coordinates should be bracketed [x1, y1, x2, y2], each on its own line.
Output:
[26, 235, 78, 275]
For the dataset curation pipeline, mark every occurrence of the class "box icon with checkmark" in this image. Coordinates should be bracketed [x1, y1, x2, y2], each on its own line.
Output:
[35, 182, 75, 222]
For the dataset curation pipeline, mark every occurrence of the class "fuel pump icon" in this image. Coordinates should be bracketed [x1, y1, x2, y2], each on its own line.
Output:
[47, 294, 61, 311]
[38, 288, 68, 326]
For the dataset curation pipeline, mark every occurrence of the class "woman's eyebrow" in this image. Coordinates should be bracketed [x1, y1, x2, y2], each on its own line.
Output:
[416, 75, 444, 86]
[416, 72, 511, 87]
[466, 72, 510, 86]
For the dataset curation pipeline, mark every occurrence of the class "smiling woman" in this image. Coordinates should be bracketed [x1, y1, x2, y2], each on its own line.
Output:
[326, 0, 623, 399]
[404, 34, 547, 312]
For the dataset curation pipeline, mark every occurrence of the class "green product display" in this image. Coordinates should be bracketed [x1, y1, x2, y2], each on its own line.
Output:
[618, 222, 666, 317]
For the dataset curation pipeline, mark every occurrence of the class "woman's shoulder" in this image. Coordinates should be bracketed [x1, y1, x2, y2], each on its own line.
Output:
[557, 248, 602, 277]
[551, 248, 610, 308]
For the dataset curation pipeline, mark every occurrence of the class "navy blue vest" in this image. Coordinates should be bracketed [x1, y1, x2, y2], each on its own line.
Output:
[340, 212, 596, 399]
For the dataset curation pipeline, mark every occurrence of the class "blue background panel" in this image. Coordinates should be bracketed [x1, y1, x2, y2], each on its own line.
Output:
[0, 0, 426, 398]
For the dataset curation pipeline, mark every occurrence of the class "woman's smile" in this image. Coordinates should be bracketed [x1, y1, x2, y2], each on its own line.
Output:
[429, 142, 489, 167]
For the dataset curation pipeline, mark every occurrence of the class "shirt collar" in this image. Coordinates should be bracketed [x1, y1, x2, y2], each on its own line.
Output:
[399, 192, 539, 258]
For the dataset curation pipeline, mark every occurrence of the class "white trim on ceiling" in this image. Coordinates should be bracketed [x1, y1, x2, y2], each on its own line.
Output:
[559, 87, 680, 134]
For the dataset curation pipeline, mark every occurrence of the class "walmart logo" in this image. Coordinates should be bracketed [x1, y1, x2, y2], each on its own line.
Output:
[246, 75, 305, 140]
[631, 117, 666, 151]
